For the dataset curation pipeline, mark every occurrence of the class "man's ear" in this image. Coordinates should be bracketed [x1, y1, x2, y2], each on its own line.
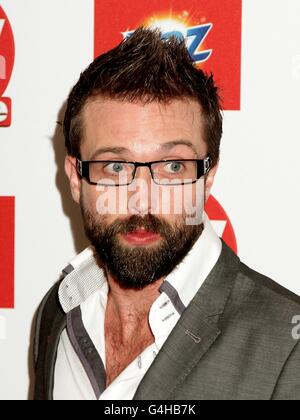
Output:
[204, 159, 219, 203]
[64, 156, 82, 204]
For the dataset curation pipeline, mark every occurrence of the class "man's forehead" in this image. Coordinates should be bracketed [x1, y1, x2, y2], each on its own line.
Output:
[82, 96, 202, 121]
[80, 96, 205, 159]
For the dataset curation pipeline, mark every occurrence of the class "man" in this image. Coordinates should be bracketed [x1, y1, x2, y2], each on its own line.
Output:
[33, 27, 300, 400]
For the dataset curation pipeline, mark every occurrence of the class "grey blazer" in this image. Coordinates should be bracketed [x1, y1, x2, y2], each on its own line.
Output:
[33, 240, 300, 400]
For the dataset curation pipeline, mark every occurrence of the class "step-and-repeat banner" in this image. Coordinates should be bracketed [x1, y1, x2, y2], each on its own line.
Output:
[0, 0, 300, 399]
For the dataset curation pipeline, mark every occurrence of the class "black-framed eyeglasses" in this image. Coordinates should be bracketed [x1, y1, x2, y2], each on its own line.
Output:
[76, 157, 211, 186]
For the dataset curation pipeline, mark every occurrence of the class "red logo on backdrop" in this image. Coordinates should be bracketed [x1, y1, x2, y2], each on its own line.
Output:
[0, 197, 15, 309]
[205, 196, 237, 254]
[0, 6, 15, 127]
[94, 0, 242, 110]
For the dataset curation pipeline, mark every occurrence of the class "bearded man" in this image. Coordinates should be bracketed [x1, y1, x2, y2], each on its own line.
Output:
[33, 27, 300, 400]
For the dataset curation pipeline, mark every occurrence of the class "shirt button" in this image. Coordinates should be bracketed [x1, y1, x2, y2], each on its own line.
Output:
[138, 356, 142, 369]
[80, 337, 88, 344]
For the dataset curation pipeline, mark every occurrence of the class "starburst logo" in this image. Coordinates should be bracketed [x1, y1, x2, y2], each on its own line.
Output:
[122, 11, 213, 64]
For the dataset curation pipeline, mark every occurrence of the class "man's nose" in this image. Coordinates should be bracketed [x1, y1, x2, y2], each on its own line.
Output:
[134, 165, 152, 183]
[127, 166, 159, 216]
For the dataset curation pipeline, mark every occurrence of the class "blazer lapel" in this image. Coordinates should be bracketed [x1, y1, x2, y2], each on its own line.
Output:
[133, 240, 240, 400]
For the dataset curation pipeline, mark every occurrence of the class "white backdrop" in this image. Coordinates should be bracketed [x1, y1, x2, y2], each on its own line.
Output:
[0, 0, 299, 400]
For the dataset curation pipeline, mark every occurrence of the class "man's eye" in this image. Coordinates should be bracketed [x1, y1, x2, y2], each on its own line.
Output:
[105, 162, 125, 173]
[164, 161, 184, 173]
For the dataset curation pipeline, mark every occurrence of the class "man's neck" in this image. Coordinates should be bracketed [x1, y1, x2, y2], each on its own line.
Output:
[104, 273, 164, 386]
[105, 273, 164, 331]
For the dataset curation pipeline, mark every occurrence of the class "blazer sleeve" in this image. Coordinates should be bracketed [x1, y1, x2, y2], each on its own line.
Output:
[272, 340, 300, 400]
[33, 280, 64, 400]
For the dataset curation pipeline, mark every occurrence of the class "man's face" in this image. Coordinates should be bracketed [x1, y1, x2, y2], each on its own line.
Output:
[66, 97, 218, 289]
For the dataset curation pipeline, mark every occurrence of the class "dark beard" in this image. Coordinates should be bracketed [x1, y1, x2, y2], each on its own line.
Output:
[81, 206, 204, 290]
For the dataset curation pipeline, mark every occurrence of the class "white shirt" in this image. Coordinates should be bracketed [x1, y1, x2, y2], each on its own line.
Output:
[53, 212, 222, 400]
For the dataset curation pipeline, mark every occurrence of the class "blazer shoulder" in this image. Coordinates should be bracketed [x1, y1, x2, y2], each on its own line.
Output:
[221, 257, 300, 366]
[239, 260, 300, 308]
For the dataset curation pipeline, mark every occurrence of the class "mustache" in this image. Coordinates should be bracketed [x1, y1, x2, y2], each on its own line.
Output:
[104, 213, 174, 237]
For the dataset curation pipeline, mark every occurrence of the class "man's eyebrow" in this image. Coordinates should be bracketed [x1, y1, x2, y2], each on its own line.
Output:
[89, 140, 198, 160]
[160, 140, 198, 155]
[89, 146, 130, 160]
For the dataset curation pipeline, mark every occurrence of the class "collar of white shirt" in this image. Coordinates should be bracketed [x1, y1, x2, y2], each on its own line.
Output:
[55, 212, 222, 400]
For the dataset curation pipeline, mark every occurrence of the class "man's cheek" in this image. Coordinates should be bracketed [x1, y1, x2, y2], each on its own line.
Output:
[156, 180, 204, 224]
[80, 185, 100, 215]
[184, 179, 205, 226]
[144, 182, 192, 217]
[156, 185, 184, 216]
[95, 184, 130, 216]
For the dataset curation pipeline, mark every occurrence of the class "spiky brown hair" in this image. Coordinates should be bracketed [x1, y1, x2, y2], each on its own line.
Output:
[63, 26, 222, 167]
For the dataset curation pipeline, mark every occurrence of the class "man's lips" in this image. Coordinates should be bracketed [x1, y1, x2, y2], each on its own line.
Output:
[121, 229, 161, 245]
